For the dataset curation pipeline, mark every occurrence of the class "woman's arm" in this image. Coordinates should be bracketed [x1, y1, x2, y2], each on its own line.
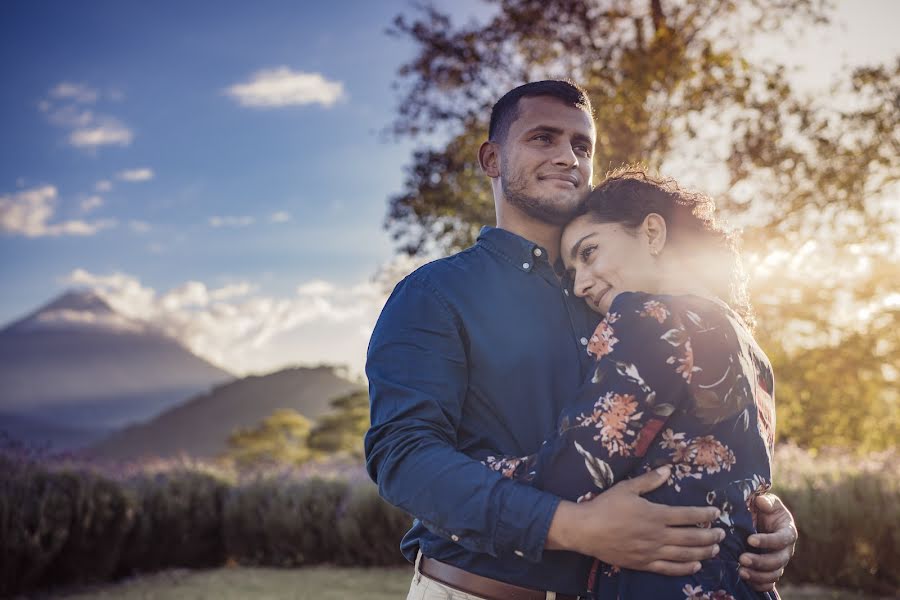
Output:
[485, 293, 691, 502]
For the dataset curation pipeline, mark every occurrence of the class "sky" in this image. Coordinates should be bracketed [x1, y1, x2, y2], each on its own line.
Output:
[1, 0, 898, 378]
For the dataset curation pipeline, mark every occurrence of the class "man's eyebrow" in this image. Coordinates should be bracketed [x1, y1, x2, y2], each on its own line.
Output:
[572, 132, 594, 147]
[523, 125, 564, 136]
[569, 232, 598, 262]
[524, 125, 594, 148]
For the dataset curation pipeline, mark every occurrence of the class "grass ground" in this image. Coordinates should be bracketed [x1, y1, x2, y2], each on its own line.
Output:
[48, 567, 890, 600]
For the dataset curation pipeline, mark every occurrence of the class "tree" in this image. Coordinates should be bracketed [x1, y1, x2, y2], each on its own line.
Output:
[224, 409, 313, 469]
[307, 390, 370, 460]
[385, 0, 899, 450]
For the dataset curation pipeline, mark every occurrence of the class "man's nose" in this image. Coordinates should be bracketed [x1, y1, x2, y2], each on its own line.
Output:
[552, 142, 578, 168]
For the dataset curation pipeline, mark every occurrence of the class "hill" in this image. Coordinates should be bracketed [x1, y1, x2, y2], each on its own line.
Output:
[86, 365, 362, 461]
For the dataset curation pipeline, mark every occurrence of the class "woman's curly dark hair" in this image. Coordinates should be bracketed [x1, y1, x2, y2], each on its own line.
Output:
[575, 165, 755, 330]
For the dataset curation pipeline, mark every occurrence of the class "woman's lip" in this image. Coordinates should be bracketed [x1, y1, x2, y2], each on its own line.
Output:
[594, 287, 610, 308]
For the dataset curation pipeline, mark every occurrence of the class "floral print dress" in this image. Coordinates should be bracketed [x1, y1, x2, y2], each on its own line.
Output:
[485, 292, 777, 600]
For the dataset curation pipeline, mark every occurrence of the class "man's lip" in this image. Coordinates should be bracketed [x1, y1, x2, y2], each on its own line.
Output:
[539, 173, 579, 186]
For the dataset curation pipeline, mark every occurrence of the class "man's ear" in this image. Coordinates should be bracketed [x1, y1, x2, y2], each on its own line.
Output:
[478, 140, 500, 178]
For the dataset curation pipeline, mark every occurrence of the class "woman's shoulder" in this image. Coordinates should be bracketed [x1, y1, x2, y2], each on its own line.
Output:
[608, 292, 735, 328]
[599, 292, 752, 367]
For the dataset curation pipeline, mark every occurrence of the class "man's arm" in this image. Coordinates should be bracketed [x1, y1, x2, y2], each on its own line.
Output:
[365, 276, 561, 561]
[738, 494, 798, 591]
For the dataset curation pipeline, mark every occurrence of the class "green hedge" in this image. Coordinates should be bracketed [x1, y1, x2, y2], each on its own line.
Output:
[774, 445, 899, 595]
[0, 447, 897, 597]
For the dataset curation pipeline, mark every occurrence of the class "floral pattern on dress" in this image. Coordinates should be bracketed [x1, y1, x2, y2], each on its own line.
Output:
[640, 299, 670, 323]
[587, 311, 619, 358]
[482, 454, 533, 481]
[667, 338, 702, 383]
[573, 391, 643, 456]
[684, 584, 737, 600]
[659, 428, 736, 492]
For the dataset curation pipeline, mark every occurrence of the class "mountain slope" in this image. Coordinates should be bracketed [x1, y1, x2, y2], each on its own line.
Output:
[87, 365, 362, 461]
[0, 289, 234, 447]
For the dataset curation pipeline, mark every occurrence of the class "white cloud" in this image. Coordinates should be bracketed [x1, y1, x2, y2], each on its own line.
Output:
[41, 82, 134, 150]
[0, 185, 116, 238]
[209, 215, 255, 228]
[129, 220, 151, 233]
[117, 167, 154, 182]
[211, 282, 257, 301]
[20, 308, 144, 335]
[61, 269, 393, 376]
[297, 280, 335, 296]
[69, 118, 133, 148]
[81, 195, 104, 212]
[46, 105, 94, 128]
[270, 211, 291, 223]
[50, 82, 99, 104]
[95, 179, 113, 192]
[224, 67, 345, 108]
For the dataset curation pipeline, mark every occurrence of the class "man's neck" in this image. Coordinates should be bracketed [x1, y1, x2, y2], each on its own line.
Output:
[495, 213, 564, 265]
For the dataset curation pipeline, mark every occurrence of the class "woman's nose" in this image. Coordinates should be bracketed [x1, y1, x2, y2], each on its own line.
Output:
[573, 273, 592, 298]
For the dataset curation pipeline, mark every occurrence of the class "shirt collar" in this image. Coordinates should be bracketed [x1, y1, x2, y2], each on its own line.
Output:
[477, 226, 549, 273]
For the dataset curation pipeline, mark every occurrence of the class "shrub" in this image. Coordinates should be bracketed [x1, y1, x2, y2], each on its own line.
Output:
[223, 476, 348, 566]
[116, 468, 229, 575]
[774, 445, 899, 596]
[1, 446, 896, 597]
[336, 482, 412, 566]
[43, 468, 134, 586]
[0, 456, 72, 596]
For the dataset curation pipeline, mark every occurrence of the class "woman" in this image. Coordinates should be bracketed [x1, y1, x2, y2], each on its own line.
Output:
[484, 167, 777, 600]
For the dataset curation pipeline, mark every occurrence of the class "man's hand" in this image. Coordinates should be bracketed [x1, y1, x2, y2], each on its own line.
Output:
[546, 466, 724, 576]
[738, 493, 797, 591]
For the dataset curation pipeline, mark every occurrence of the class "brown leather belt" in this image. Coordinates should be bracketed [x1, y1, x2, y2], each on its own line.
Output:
[419, 555, 580, 600]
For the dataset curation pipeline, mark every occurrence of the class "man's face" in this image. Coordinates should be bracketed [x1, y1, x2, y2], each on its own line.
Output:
[499, 96, 595, 225]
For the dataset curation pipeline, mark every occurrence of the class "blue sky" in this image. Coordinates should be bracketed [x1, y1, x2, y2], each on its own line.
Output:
[1, 1, 440, 302]
[1, 1, 897, 376]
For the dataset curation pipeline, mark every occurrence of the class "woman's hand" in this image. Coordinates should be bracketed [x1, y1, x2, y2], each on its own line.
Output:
[738, 494, 798, 591]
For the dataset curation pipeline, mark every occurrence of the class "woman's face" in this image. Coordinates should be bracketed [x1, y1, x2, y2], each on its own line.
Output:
[561, 214, 662, 314]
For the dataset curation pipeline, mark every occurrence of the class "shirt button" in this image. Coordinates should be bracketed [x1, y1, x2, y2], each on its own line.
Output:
[580, 337, 588, 346]
[451, 534, 460, 542]
[533, 248, 543, 257]
[522, 262, 530, 269]
[514, 550, 525, 557]
[564, 289, 569, 296]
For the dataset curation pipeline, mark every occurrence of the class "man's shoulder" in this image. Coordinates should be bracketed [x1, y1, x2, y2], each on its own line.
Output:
[399, 246, 484, 291]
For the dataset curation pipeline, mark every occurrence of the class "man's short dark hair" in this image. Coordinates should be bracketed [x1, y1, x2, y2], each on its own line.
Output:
[488, 80, 593, 144]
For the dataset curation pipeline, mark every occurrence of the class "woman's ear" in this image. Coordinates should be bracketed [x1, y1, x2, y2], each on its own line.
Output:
[478, 141, 500, 178]
[643, 213, 667, 256]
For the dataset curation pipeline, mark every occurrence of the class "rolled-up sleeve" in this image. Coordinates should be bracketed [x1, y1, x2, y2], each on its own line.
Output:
[364, 274, 560, 562]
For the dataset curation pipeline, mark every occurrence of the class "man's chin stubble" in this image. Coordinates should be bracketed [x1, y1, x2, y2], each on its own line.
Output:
[503, 182, 580, 226]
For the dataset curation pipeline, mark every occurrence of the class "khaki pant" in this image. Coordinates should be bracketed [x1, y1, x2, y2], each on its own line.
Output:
[406, 551, 563, 600]
[406, 551, 491, 600]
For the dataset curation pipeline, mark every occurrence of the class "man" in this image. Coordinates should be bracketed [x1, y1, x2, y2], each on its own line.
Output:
[366, 80, 796, 599]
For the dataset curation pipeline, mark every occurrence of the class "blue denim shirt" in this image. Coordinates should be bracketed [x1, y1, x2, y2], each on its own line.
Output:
[365, 226, 601, 594]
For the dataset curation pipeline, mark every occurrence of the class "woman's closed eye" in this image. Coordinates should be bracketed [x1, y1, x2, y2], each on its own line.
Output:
[579, 244, 597, 262]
